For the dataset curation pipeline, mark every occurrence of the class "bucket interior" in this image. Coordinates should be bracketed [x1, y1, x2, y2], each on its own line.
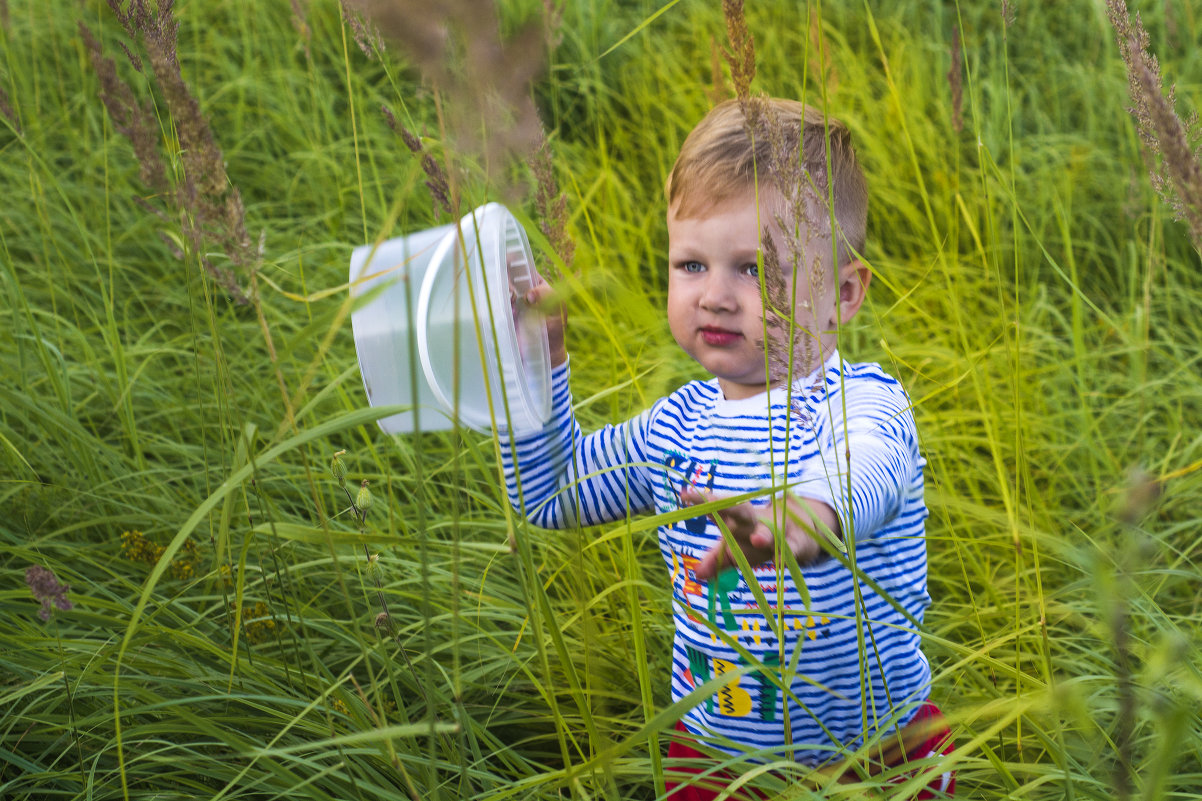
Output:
[350, 203, 552, 436]
[417, 204, 552, 434]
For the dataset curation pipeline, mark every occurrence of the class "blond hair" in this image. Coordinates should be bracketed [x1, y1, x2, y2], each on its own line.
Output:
[665, 98, 867, 266]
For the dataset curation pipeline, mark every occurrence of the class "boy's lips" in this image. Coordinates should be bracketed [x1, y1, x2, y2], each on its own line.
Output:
[699, 326, 742, 346]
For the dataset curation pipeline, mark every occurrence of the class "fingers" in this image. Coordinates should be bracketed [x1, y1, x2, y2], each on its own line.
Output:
[682, 491, 775, 580]
[524, 283, 567, 366]
[695, 520, 769, 580]
[681, 489, 724, 580]
[681, 489, 753, 533]
[694, 543, 725, 581]
[525, 282, 561, 316]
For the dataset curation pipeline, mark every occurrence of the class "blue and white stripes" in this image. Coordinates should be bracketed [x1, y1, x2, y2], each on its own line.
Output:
[499, 350, 932, 765]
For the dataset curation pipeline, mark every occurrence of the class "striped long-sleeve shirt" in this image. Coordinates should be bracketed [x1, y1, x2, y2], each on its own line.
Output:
[500, 350, 932, 764]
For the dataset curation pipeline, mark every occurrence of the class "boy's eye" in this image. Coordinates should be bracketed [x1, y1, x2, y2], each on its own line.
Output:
[742, 262, 760, 278]
[681, 261, 705, 273]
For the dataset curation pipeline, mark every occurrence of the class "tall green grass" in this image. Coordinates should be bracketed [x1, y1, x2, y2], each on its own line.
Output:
[2, 0, 1200, 799]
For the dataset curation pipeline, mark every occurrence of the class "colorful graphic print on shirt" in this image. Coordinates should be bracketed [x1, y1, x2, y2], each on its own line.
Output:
[661, 450, 717, 533]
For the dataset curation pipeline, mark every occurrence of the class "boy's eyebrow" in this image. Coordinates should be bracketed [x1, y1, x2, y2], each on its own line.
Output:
[666, 244, 703, 262]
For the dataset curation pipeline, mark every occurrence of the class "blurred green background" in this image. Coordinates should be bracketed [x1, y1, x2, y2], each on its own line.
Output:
[2, 0, 1200, 798]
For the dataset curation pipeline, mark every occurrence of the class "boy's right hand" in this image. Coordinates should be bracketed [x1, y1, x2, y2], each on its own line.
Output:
[683, 489, 839, 581]
[526, 280, 567, 366]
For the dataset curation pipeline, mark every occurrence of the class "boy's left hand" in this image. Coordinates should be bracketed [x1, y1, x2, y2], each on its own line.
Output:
[683, 490, 840, 581]
[525, 279, 567, 367]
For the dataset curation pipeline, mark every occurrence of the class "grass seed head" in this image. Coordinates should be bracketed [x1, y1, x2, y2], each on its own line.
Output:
[383, 105, 454, 218]
[949, 25, 964, 133]
[530, 127, 575, 276]
[80, 22, 164, 190]
[339, 0, 383, 59]
[541, 0, 564, 50]
[722, 0, 756, 105]
[1117, 465, 1163, 524]
[1002, 0, 1016, 30]
[351, 0, 545, 195]
[1108, 0, 1202, 250]
[25, 565, 72, 622]
[87, 1, 255, 304]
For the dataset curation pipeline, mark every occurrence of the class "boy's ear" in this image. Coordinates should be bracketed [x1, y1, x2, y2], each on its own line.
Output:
[831, 260, 872, 326]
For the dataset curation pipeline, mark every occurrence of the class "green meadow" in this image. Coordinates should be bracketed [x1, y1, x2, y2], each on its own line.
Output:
[3, 0, 1201, 798]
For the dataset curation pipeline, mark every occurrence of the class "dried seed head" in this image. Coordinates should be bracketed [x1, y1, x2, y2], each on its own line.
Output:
[86, 2, 254, 304]
[340, 0, 383, 59]
[722, 0, 756, 104]
[530, 128, 575, 276]
[350, 0, 545, 193]
[541, 0, 564, 50]
[1107, 0, 1202, 248]
[383, 105, 453, 218]
[25, 565, 72, 622]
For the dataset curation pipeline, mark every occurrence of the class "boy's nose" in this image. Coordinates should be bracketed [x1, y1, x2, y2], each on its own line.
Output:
[698, 275, 737, 312]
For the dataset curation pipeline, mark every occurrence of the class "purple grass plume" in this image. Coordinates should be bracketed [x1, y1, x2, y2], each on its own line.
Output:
[530, 128, 575, 276]
[348, 0, 544, 194]
[25, 565, 72, 622]
[1108, 0, 1202, 251]
[82, 1, 256, 304]
[722, 0, 756, 106]
[382, 105, 454, 218]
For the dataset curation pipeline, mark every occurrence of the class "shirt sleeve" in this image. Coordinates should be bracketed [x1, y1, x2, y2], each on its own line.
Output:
[499, 360, 657, 529]
[792, 371, 923, 541]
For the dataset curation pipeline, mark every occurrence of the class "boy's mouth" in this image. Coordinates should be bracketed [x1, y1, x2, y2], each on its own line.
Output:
[699, 326, 742, 346]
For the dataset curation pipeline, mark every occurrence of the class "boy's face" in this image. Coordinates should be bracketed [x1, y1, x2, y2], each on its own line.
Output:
[667, 189, 863, 400]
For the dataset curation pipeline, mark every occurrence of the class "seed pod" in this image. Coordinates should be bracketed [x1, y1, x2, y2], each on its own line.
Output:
[331, 450, 348, 486]
[355, 480, 373, 513]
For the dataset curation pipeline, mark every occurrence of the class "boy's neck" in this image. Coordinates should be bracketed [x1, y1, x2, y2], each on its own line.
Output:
[717, 348, 840, 401]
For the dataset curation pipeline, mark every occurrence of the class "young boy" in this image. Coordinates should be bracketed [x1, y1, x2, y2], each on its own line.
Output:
[502, 98, 953, 798]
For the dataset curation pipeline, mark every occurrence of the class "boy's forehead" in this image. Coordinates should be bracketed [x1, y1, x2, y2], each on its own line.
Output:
[669, 187, 829, 242]
[669, 184, 780, 220]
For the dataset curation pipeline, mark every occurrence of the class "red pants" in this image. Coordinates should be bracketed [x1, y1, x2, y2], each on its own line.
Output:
[664, 702, 955, 800]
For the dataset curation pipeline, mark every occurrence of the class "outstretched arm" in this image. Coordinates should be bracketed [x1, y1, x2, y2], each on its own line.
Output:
[500, 283, 656, 529]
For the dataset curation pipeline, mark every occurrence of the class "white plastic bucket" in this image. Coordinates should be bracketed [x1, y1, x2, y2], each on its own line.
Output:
[349, 203, 553, 435]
